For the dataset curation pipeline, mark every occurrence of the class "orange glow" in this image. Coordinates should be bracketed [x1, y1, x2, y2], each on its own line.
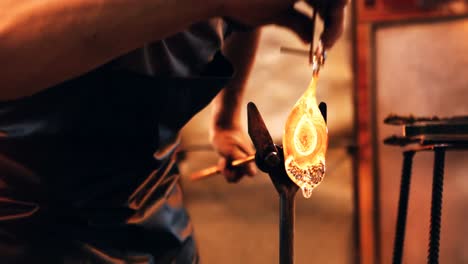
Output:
[282, 75, 328, 198]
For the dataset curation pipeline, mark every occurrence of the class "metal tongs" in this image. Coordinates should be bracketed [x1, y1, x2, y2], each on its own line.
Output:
[310, 9, 326, 77]
[280, 9, 326, 76]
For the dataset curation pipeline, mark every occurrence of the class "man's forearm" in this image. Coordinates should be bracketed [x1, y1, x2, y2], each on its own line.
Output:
[212, 29, 261, 130]
[0, 0, 220, 100]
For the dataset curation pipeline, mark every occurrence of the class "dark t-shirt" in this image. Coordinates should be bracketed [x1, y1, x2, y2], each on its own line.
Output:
[109, 18, 229, 77]
[0, 19, 233, 263]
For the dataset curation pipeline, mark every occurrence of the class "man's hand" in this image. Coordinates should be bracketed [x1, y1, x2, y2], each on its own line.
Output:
[313, 0, 348, 49]
[210, 128, 256, 183]
[222, 0, 348, 49]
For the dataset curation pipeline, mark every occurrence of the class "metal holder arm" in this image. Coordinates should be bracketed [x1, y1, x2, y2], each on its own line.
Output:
[247, 102, 327, 264]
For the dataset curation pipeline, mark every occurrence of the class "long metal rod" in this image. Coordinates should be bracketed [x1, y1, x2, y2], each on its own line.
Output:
[392, 151, 415, 264]
[428, 148, 445, 264]
[280, 47, 309, 57]
[279, 192, 295, 264]
[190, 155, 255, 180]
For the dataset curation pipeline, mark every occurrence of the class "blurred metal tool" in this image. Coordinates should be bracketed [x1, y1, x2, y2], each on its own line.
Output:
[279, 47, 309, 57]
[279, 8, 325, 76]
[311, 42, 325, 76]
[190, 155, 255, 181]
[309, 8, 318, 64]
[310, 8, 326, 76]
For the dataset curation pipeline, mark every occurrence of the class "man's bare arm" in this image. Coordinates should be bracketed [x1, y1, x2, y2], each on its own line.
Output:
[0, 0, 220, 100]
[210, 29, 261, 182]
[213, 30, 260, 131]
[0, 0, 347, 101]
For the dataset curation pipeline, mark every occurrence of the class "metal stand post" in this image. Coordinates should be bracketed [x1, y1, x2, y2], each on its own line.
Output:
[428, 148, 445, 264]
[392, 151, 415, 264]
[279, 191, 296, 264]
[246, 102, 327, 264]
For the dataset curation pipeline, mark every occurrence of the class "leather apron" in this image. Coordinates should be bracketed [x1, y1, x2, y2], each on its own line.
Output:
[0, 52, 233, 263]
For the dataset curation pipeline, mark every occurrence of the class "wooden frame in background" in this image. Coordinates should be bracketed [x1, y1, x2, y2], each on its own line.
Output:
[352, 1, 468, 264]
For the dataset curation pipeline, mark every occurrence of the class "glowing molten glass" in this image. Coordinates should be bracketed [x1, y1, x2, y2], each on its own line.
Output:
[282, 76, 328, 198]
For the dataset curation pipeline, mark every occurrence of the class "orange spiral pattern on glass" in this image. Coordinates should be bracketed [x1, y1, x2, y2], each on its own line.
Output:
[282, 76, 328, 198]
